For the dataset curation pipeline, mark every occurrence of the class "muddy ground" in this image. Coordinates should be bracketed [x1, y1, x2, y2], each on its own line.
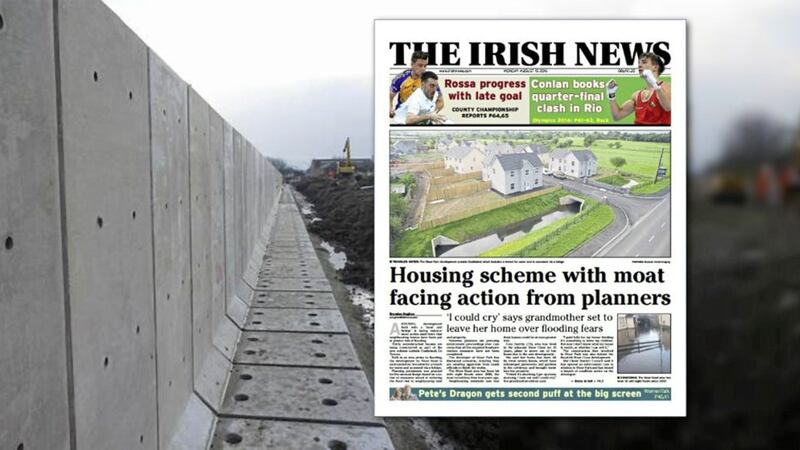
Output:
[295, 174, 374, 289]
[294, 173, 499, 450]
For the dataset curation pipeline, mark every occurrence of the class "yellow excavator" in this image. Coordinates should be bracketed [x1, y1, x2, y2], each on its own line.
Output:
[338, 137, 355, 175]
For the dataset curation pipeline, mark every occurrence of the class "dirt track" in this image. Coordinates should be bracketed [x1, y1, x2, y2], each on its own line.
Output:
[294, 172, 499, 449]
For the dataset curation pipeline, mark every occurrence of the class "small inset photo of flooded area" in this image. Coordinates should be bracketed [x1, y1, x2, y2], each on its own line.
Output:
[617, 313, 671, 374]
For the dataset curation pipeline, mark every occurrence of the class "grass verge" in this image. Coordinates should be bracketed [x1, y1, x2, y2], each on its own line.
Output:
[482, 200, 615, 257]
[596, 175, 629, 186]
[630, 178, 671, 195]
[392, 189, 564, 257]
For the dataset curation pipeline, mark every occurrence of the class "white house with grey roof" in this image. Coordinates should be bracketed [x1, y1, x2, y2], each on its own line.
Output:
[482, 142, 525, 180]
[436, 138, 459, 152]
[486, 153, 545, 195]
[444, 145, 486, 174]
[549, 149, 598, 178]
[482, 142, 515, 164]
[391, 139, 418, 155]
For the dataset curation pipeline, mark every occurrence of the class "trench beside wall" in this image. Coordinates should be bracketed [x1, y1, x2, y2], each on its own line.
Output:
[0, 1, 283, 449]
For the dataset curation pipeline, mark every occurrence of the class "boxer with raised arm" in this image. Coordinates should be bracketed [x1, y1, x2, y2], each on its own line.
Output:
[607, 52, 671, 125]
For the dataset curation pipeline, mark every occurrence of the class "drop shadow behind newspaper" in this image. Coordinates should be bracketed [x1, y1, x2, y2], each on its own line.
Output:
[374, 20, 685, 416]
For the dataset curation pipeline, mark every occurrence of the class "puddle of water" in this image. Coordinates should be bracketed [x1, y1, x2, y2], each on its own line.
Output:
[293, 190, 317, 218]
[617, 326, 671, 373]
[437, 205, 578, 257]
[319, 240, 347, 271]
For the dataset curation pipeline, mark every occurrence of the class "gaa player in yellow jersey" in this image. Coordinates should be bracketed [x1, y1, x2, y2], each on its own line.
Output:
[390, 51, 444, 118]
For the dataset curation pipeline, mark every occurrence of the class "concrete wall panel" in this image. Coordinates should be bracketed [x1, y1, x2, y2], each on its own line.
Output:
[208, 108, 235, 358]
[189, 88, 230, 408]
[209, 108, 225, 315]
[58, 0, 157, 447]
[233, 131, 245, 287]
[245, 142, 254, 256]
[149, 50, 193, 450]
[231, 130, 247, 314]
[167, 394, 217, 450]
[0, 1, 70, 449]
[223, 121, 236, 313]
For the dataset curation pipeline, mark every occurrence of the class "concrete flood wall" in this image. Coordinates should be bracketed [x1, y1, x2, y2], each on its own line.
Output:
[1, 1, 282, 449]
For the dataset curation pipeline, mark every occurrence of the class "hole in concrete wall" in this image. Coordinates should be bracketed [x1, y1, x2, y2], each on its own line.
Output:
[139, 435, 143, 443]
[181, 279, 185, 285]
[16, 443, 22, 450]
[164, 202, 168, 209]
[234, 394, 249, 402]
[0, 13, 5, 31]
[308, 313, 318, 317]
[312, 339, 324, 345]
[131, 210, 136, 220]
[93, 71, 99, 82]
[97, 217, 103, 228]
[306, 301, 315, 305]
[305, 294, 314, 298]
[318, 378, 333, 384]
[103, 356, 109, 368]
[136, 325, 140, 334]
[247, 337, 259, 342]
[244, 350, 256, 355]
[327, 440, 348, 450]
[224, 434, 243, 445]
[128, 91, 133, 100]
[314, 353, 326, 358]
[257, 300, 265, 304]
[254, 312, 263, 316]
[4, 236, 13, 250]
[321, 398, 338, 406]
[162, 108, 166, 116]
[178, 117, 181, 124]
[166, 294, 170, 301]
[310, 322, 320, 326]
[239, 374, 253, 380]
[168, 380, 172, 387]
[252, 321, 262, 325]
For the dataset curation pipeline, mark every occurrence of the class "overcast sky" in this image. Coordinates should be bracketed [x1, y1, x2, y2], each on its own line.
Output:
[103, 0, 800, 170]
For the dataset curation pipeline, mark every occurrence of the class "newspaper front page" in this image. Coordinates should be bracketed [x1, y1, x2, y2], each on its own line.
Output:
[374, 20, 686, 416]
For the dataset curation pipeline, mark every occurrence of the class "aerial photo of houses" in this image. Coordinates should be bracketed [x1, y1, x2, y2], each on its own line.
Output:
[389, 130, 671, 258]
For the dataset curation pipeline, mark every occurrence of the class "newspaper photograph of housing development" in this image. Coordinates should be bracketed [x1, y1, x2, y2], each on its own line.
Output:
[389, 130, 670, 258]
